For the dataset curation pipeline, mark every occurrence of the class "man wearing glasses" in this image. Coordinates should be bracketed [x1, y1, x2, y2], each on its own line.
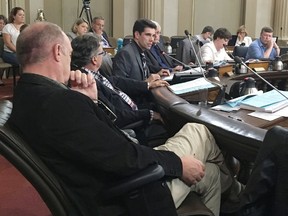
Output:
[200, 27, 233, 64]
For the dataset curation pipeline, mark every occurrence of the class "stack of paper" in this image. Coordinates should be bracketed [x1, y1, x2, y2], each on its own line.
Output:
[168, 77, 215, 95]
[239, 90, 288, 113]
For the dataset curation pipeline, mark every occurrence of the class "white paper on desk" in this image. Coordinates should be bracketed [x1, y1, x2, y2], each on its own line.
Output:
[210, 104, 241, 112]
[248, 111, 282, 121]
[248, 105, 288, 121]
[168, 77, 215, 95]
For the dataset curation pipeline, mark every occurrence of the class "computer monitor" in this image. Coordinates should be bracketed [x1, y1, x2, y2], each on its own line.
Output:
[170, 36, 186, 52]
[228, 35, 237, 46]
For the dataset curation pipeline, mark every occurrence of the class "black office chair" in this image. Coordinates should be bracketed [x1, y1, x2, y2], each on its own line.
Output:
[123, 35, 133, 46]
[232, 46, 249, 59]
[0, 100, 213, 216]
[236, 126, 288, 215]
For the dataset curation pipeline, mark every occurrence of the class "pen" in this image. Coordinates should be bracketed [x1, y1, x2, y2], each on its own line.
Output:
[228, 115, 244, 122]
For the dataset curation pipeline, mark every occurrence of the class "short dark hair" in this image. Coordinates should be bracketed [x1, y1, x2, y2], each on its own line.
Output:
[132, 18, 156, 38]
[213, 28, 232, 40]
[261, 26, 273, 34]
[71, 34, 101, 69]
[0, 15, 8, 24]
[92, 16, 105, 23]
[202, 26, 214, 34]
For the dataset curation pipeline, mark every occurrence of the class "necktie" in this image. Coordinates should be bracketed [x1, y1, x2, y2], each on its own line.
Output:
[141, 52, 149, 79]
[84, 68, 138, 111]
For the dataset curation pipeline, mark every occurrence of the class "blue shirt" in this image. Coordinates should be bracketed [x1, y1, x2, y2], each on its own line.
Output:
[245, 39, 277, 61]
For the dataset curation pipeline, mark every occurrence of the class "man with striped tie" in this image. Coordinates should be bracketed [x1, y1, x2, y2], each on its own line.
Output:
[71, 34, 169, 146]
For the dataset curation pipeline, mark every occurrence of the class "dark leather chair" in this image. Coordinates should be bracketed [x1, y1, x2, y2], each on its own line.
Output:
[232, 46, 249, 59]
[237, 126, 288, 215]
[0, 100, 213, 216]
[123, 35, 133, 46]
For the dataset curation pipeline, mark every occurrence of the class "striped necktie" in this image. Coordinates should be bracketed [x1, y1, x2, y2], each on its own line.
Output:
[141, 52, 149, 79]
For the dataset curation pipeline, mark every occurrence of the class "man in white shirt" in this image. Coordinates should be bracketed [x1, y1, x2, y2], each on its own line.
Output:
[193, 25, 214, 45]
[200, 27, 232, 65]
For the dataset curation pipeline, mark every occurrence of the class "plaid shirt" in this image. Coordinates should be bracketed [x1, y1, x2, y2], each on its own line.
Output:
[82, 67, 138, 111]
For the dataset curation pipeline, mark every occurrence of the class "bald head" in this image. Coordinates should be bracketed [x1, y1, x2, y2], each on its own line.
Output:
[17, 22, 65, 68]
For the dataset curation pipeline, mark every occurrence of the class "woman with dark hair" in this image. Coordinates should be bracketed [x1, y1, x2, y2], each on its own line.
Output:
[2, 7, 25, 65]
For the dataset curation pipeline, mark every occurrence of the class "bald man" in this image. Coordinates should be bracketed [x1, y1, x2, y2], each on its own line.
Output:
[8, 21, 228, 215]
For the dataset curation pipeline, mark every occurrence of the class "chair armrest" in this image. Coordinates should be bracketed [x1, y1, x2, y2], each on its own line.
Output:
[103, 164, 164, 200]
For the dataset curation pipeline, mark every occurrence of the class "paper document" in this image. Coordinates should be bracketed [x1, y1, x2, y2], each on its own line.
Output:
[168, 77, 215, 95]
[239, 90, 288, 113]
[162, 67, 204, 81]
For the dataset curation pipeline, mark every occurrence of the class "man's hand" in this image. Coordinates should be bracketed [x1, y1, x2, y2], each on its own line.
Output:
[148, 79, 169, 89]
[180, 155, 205, 186]
[173, 65, 183, 71]
[146, 73, 161, 83]
[158, 69, 170, 76]
[70, 70, 97, 101]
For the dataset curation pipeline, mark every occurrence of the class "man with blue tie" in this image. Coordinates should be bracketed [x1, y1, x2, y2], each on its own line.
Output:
[145, 20, 183, 74]
[90, 16, 111, 48]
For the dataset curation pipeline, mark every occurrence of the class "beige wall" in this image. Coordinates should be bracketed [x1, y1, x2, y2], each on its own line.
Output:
[245, 0, 274, 38]
[1, 0, 280, 40]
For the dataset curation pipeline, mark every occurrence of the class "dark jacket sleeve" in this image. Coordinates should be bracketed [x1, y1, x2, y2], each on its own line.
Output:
[112, 48, 133, 78]
[107, 76, 149, 97]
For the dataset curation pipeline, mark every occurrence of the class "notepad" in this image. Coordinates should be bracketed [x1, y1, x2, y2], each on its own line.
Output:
[168, 77, 215, 95]
[239, 90, 288, 113]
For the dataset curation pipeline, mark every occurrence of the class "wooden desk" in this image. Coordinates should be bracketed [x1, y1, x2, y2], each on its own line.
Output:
[211, 108, 288, 129]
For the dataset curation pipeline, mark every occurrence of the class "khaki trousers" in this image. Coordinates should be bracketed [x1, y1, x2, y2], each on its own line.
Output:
[155, 123, 223, 216]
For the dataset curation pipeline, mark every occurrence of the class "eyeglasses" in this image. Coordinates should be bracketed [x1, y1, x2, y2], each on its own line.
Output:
[97, 50, 107, 56]
[223, 38, 229, 42]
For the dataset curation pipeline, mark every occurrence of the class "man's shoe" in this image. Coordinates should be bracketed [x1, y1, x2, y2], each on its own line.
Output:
[221, 179, 245, 213]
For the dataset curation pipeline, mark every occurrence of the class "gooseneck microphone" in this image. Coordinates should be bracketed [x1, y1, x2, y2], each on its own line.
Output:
[184, 30, 226, 106]
[234, 56, 288, 100]
[184, 30, 204, 73]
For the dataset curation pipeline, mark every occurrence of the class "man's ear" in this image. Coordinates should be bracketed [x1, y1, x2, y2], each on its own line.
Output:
[134, 31, 140, 40]
[53, 44, 62, 62]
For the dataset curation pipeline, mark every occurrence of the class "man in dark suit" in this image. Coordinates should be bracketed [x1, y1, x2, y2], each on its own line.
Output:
[113, 18, 169, 82]
[9, 21, 229, 215]
[71, 34, 169, 145]
[145, 20, 183, 74]
[90, 16, 111, 48]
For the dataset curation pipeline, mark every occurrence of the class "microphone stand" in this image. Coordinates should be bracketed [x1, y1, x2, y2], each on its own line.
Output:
[185, 33, 206, 77]
[185, 31, 226, 106]
[234, 56, 288, 100]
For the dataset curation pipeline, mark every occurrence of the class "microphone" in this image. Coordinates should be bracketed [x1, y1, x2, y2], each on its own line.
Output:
[184, 30, 205, 75]
[184, 29, 191, 37]
[184, 30, 226, 106]
[159, 50, 192, 70]
[234, 56, 288, 100]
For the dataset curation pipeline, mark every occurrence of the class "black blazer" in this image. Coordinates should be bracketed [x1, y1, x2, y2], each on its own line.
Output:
[8, 73, 182, 215]
[113, 40, 149, 81]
